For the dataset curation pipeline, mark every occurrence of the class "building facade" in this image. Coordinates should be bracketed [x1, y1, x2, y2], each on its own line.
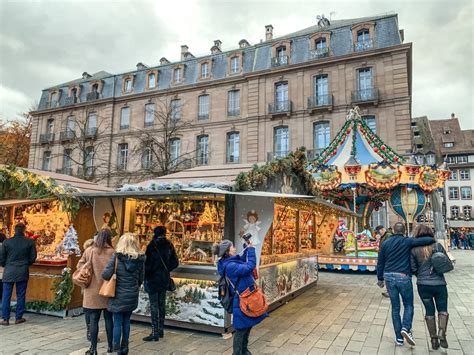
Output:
[29, 14, 412, 187]
[412, 115, 474, 229]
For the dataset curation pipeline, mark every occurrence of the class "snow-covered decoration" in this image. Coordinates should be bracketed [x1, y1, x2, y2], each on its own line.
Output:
[118, 180, 231, 192]
[62, 225, 81, 256]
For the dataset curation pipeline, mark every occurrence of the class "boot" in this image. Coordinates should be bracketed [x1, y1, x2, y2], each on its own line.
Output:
[425, 316, 440, 350]
[120, 339, 129, 355]
[85, 346, 97, 355]
[142, 323, 159, 342]
[438, 312, 449, 348]
[158, 318, 165, 338]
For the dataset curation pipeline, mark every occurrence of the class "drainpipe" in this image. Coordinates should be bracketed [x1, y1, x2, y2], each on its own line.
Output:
[106, 75, 116, 187]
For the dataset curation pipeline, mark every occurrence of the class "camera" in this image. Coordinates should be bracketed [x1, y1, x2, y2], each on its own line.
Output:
[241, 233, 252, 242]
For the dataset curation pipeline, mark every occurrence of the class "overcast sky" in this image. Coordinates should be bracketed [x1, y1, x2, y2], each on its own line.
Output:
[0, 0, 472, 128]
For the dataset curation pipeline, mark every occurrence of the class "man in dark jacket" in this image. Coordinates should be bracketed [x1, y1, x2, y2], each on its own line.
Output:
[0, 223, 37, 326]
[143, 226, 179, 341]
[376, 222, 433, 347]
[375, 225, 393, 298]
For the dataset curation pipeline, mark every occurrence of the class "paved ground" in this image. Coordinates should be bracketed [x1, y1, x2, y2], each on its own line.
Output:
[1, 249, 473, 355]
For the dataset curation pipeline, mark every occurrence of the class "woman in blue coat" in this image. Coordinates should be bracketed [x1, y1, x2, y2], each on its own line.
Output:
[214, 239, 268, 355]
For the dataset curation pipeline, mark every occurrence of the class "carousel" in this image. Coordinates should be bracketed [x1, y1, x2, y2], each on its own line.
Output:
[307, 107, 451, 271]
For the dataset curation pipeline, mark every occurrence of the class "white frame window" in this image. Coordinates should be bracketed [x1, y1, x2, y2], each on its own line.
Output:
[198, 95, 210, 120]
[124, 79, 132, 93]
[463, 206, 472, 218]
[274, 126, 289, 157]
[42, 151, 51, 171]
[171, 99, 181, 121]
[425, 154, 436, 165]
[316, 38, 327, 49]
[120, 107, 130, 130]
[117, 143, 128, 170]
[141, 147, 152, 169]
[314, 75, 329, 106]
[230, 56, 239, 74]
[170, 138, 181, 165]
[174, 68, 182, 83]
[228, 90, 240, 116]
[314, 122, 330, 154]
[449, 169, 458, 180]
[460, 169, 470, 180]
[357, 29, 370, 42]
[197, 135, 209, 165]
[226, 132, 240, 163]
[450, 206, 459, 218]
[461, 187, 472, 200]
[457, 156, 468, 163]
[201, 62, 209, 78]
[148, 73, 156, 88]
[144, 103, 155, 127]
[449, 187, 459, 199]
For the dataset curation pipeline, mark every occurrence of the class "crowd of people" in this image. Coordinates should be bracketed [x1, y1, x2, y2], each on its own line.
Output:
[449, 229, 474, 249]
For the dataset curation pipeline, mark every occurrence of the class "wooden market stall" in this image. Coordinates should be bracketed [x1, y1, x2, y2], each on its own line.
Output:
[0, 166, 112, 316]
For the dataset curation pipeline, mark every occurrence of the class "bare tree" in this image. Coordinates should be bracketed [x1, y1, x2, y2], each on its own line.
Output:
[0, 107, 34, 167]
[131, 96, 199, 180]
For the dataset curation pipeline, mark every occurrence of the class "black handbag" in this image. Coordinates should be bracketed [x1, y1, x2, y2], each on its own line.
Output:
[154, 243, 176, 292]
[431, 243, 454, 275]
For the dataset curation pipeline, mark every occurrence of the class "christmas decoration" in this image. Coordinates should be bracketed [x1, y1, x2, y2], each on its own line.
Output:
[62, 225, 81, 256]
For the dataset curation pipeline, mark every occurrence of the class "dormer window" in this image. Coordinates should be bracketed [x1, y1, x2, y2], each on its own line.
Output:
[201, 62, 209, 79]
[275, 47, 288, 65]
[71, 88, 78, 100]
[230, 57, 239, 74]
[444, 142, 454, 148]
[174, 68, 182, 83]
[92, 84, 98, 93]
[125, 79, 132, 93]
[316, 38, 327, 49]
[310, 32, 331, 59]
[357, 29, 370, 42]
[148, 73, 156, 88]
[271, 40, 291, 66]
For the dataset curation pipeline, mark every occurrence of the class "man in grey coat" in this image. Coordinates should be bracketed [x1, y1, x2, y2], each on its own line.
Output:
[0, 223, 37, 326]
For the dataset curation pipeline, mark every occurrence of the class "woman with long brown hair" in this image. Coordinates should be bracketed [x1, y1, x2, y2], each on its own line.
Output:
[411, 224, 449, 350]
[76, 229, 115, 355]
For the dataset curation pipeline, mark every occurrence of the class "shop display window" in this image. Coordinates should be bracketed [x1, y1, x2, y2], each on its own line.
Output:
[127, 196, 225, 266]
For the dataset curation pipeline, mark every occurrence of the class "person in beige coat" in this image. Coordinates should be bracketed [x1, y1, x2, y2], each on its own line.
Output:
[77, 229, 115, 355]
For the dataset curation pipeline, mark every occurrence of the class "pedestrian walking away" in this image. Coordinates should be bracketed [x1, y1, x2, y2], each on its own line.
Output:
[143, 226, 179, 342]
[0, 231, 7, 302]
[102, 233, 145, 355]
[76, 229, 115, 355]
[213, 239, 268, 355]
[0, 223, 37, 326]
[375, 225, 393, 298]
[376, 222, 433, 346]
[411, 224, 451, 350]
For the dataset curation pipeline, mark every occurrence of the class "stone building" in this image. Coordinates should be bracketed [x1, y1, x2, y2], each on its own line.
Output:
[29, 14, 412, 187]
[412, 114, 474, 229]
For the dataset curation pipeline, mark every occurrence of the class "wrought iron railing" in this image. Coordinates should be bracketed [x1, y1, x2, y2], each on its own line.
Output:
[198, 113, 209, 120]
[39, 133, 55, 144]
[351, 88, 379, 102]
[64, 97, 78, 105]
[271, 55, 289, 67]
[354, 39, 374, 52]
[308, 94, 333, 108]
[310, 47, 330, 59]
[59, 130, 75, 141]
[268, 100, 292, 114]
[84, 127, 98, 138]
[86, 92, 99, 101]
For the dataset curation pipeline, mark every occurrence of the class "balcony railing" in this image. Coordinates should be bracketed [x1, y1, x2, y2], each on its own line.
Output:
[268, 100, 292, 115]
[351, 88, 379, 103]
[305, 149, 322, 161]
[84, 127, 98, 138]
[308, 94, 333, 109]
[198, 113, 209, 120]
[64, 96, 78, 106]
[267, 151, 289, 161]
[77, 167, 94, 177]
[86, 92, 99, 101]
[144, 121, 154, 128]
[271, 55, 289, 67]
[56, 167, 73, 175]
[227, 108, 240, 117]
[60, 130, 75, 142]
[39, 133, 55, 144]
[310, 47, 330, 59]
[354, 39, 374, 52]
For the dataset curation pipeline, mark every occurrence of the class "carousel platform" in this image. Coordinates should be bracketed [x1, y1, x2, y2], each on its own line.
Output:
[318, 254, 377, 272]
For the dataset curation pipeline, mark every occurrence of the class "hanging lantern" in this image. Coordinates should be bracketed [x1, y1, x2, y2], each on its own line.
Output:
[405, 155, 421, 181]
[344, 155, 361, 181]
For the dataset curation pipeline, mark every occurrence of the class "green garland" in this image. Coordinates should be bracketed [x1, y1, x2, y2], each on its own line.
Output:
[10, 268, 74, 313]
[0, 165, 80, 217]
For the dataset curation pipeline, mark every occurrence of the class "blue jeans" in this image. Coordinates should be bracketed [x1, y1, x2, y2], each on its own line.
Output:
[113, 311, 132, 349]
[384, 273, 414, 340]
[2, 281, 28, 321]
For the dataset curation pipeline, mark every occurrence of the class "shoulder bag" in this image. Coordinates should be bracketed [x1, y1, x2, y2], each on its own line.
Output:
[99, 255, 118, 297]
[73, 249, 93, 288]
[153, 242, 176, 292]
[431, 243, 454, 275]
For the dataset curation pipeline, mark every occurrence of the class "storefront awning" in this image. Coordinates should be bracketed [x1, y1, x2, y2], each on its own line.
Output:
[0, 198, 55, 208]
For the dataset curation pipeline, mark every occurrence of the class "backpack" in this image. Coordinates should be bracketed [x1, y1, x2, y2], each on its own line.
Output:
[218, 265, 240, 314]
[431, 243, 454, 275]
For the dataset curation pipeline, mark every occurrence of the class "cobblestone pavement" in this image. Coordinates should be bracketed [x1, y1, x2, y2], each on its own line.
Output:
[1, 249, 472, 355]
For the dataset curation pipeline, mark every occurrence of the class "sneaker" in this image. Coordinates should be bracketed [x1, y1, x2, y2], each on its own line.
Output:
[401, 328, 416, 346]
[395, 339, 404, 346]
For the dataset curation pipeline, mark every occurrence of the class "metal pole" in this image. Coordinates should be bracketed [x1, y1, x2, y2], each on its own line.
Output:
[353, 187, 358, 258]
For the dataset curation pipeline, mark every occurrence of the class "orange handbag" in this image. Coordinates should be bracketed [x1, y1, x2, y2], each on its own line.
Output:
[237, 284, 268, 318]
[99, 257, 118, 298]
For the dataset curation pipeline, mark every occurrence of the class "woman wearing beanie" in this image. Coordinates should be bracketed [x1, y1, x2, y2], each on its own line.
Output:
[213, 239, 267, 355]
[142, 226, 179, 342]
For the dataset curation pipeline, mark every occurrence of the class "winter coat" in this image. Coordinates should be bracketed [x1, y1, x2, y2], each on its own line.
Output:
[217, 247, 268, 330]
[0, 234, 37, 282]
[77, 245, 115, 309]
[410, 238, 447, 286]
[379, 230, 393, 246]
[144, 237, 179, 293]
[102, 252, 145, 313]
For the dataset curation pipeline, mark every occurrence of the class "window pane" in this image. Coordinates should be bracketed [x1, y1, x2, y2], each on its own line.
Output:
[201, 63, 209, 78]
[231, 57, 239, 73]
[461, 187, 472, 199]
[198, 95, 209, 119]
[120, 107, 130, 129]
[274, 127, 289, 156]
[316, 38, 327, 49]
[175, 68, 181, 82]
[358, 68, 372, 90]
[275, 83, 288, 110]
[145, 104, 155, 126]
[449, 187, 459, 199]
[148, 73, 156, 88]
[118, 144, 128, 169]
[87, 113, 97, 130]
[357, 29, 370, 42]
[67, 116, 75, 131]
[170, 139, 181, 164]
[228, 90, 240, 116]
[142, 148, 152, 169]
[227, 132, 240, 163]
[314, 123, 330, 152]
[364, 116, 376, 133]
[197, 136, 209, 165]
[42, 151, 51, 171]
[125, 79, 132, 92]
[171, 100, 181, 120]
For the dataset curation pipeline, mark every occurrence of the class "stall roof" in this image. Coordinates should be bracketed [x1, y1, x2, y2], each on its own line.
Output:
[0, 198, 55, 207]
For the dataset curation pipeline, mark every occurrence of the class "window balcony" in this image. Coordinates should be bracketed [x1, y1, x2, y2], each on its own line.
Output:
[271, 55, 289, 67]
[144, 121, 154, 128]
[86, 92, 99, 101]
[310, 47, 330, 59]
[351, 88, 379, 105]
[64, 97, 78, 106]
[227, 109, 240, 117]
[267, 151, 289, 161]
[307, 94, 333, 113]
[56, 167, 73, 175]
[354, 39, 374, 52]
[268, 100, 292, 117]
[198, 113, 209, 120]
[82, 127, 98, 139]
[59, 130, 75, 142]
[39, 133, 55, 144]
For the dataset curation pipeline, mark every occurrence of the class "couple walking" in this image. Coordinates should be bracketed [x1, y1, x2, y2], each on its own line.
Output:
[77, 226, 178, 354]
[377, 222, 451, 349]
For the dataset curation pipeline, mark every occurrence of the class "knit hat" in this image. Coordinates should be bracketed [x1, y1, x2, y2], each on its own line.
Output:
[154, 226, 167, 238]
[212, 239, 233, 258]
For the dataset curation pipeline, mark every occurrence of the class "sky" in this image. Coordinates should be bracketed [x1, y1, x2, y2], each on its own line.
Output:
[0, 0, 472, 129]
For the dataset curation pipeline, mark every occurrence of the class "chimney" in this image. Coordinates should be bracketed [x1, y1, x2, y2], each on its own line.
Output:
[181, 45, 189, 60]
[451, 113, 455, 119]
[211, 40, 222, 54]
[265, 25, 273, 41]
[82, 72, 92, 79]
[214, 40, 222, 50]
[136, 62, 148, 70]
[159, 57, 170, 65]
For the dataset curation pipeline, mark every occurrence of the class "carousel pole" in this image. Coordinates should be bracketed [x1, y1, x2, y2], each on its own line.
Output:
[352, 186, 358, 258]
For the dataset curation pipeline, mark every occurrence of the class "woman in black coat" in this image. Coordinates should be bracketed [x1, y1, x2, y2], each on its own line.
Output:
[143, 226, 179, 342]
[102, 233, 145, 354]
[411, 224, 449, 350]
